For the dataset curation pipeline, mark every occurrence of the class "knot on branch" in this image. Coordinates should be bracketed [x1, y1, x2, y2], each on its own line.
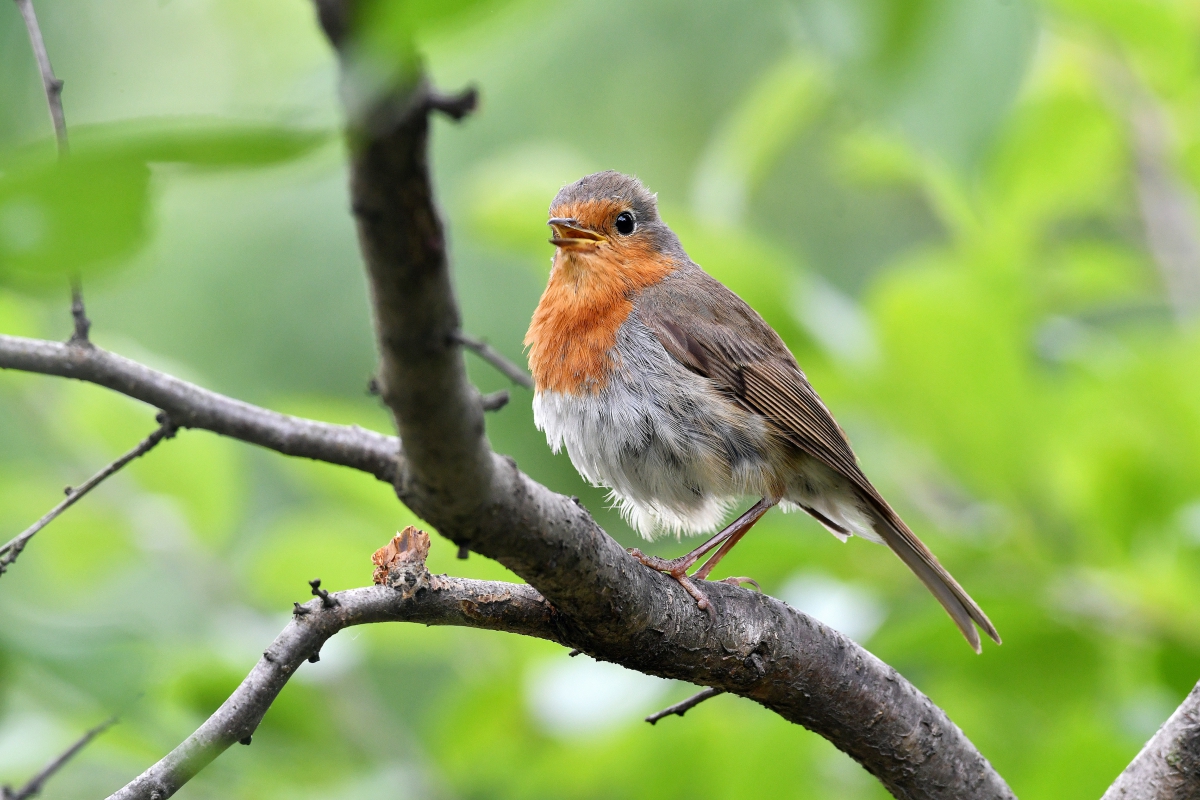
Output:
[372, 525, 434, 599]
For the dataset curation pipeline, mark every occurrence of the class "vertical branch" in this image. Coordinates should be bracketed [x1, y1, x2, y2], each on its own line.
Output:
[69, 280, 92, 345]
[13, 0, 68, 156]
[314, 0, 492, 536]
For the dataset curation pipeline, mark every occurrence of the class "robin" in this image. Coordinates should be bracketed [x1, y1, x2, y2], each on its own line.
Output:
[525, 171, 1000, 652]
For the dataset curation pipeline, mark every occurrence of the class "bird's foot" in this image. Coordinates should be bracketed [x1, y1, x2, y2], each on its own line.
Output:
[627, 548, 716, 619]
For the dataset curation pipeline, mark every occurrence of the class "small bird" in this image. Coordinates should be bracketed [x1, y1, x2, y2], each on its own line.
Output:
[525, 171, 1000, 652]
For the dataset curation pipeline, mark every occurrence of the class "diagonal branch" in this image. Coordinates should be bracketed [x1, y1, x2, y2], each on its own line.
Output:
[5, 716, 117, 800]
[0, 416, 175, 576]
[450, 331, 534, 389]
[645, 687, 724, 725]
[13, 0, 67, 156]
[1101, 679, 1200, 800]
[108, 572, 560, 800]
[0, 334, 401, 483]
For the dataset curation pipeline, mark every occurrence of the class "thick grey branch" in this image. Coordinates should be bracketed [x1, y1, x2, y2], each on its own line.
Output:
[316, 1, 495, 530]
[0, 417, 174, 576]
[0, 334, 400, 483]
[107, 577, 559, 800]
[13, 0, 67, 155]
[1102, 680, 1200, 800]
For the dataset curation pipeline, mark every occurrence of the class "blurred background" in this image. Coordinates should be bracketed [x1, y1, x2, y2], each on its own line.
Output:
[2, 0, 1200, 797]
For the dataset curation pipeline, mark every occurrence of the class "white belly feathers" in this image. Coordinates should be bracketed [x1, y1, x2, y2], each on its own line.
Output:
[533, 314, 779, 540]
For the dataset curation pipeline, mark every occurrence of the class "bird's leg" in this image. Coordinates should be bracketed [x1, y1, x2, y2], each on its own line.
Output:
[693, 498, 775, 581]
[628, 498, 776, 614]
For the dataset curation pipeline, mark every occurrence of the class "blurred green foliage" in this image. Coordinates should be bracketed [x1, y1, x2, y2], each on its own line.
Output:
[2, 0, 1200, 798]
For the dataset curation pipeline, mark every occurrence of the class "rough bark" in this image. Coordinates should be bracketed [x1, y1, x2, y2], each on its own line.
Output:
[1103, 681, 1200, 800]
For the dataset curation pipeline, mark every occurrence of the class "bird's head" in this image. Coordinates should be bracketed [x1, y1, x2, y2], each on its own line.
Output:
[546, 171, 684, 274]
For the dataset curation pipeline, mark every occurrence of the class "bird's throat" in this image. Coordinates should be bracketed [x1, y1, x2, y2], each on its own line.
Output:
[525, 249, 673, 395]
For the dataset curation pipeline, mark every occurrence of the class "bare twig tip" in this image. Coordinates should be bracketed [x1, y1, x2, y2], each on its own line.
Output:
[481, 389, 510, 412]
[645, 687, 724, 725]
[425, 86, 478, 121]
[309, 578, 337, 608]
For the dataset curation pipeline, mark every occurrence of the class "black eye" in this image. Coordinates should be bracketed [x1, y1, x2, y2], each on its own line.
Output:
[614, 211, 635, 235]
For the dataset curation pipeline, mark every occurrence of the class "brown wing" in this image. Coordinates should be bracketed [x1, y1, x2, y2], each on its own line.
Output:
[638, 266, 875, 498]
[639, 265, 1001, 650]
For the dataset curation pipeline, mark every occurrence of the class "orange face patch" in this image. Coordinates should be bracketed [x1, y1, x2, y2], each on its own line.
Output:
[526, 201, 676, 395]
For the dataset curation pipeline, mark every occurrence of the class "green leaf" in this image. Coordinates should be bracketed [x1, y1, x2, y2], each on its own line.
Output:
[0, 119, 330, 286]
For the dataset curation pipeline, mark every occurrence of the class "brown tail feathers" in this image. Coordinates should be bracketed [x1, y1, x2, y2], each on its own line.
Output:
[867, 502, 1000, 653]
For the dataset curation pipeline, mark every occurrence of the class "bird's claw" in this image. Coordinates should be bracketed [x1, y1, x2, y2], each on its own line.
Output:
[627, 548, 716, 619]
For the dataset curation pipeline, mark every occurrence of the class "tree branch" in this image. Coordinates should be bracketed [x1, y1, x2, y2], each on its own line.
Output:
[0, 415, 175, 576]
[108, 570, 560, 800]
[1102, 680, 1200, 800]
[0, 334, 401, 483]
[68, 283, 92, 346]
[450, 331, 534, 390]
[308, 5, 1014, 798]
[332, 55, 497, 530]
[13, 0, 67, 156]
[4, 716, 116, 800]
[645, 687, 724, 725]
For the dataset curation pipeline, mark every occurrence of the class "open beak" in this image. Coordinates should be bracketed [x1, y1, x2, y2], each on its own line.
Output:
[548, 217, 605, 249]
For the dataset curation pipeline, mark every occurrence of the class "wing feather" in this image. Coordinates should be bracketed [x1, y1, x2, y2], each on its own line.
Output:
[637, 266, 1001, 649]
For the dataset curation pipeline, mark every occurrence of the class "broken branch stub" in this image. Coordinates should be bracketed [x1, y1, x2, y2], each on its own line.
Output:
[372, 525, 433, 598]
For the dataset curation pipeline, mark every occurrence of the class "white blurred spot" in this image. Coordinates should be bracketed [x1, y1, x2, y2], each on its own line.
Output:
[1118, 687, 1178, 740]
[129, 494, 194, 553]
[0, 712, 69, 774]
[0, 199, 46, 254]
[791, 274, 879, 368]
[780, 571, 886, 643]
[294, 630, 362, 684]
[1178, 500, 1200, 545]
[525, 656, 671, 737]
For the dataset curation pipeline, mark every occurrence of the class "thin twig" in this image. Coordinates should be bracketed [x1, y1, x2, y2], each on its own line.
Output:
[68, 281, 91, 346]
[3, 716, 117, 800]
[13, 0, 67, 156]
[645, 687, 724, 725]
[480, 389, 510, 411]
[0, 416, 175, 576]
[424, 86, 478, 121]
[450, 331, 533, 389]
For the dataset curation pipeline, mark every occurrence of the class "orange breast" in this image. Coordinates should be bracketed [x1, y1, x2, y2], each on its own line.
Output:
[525, 243, 675, 395]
